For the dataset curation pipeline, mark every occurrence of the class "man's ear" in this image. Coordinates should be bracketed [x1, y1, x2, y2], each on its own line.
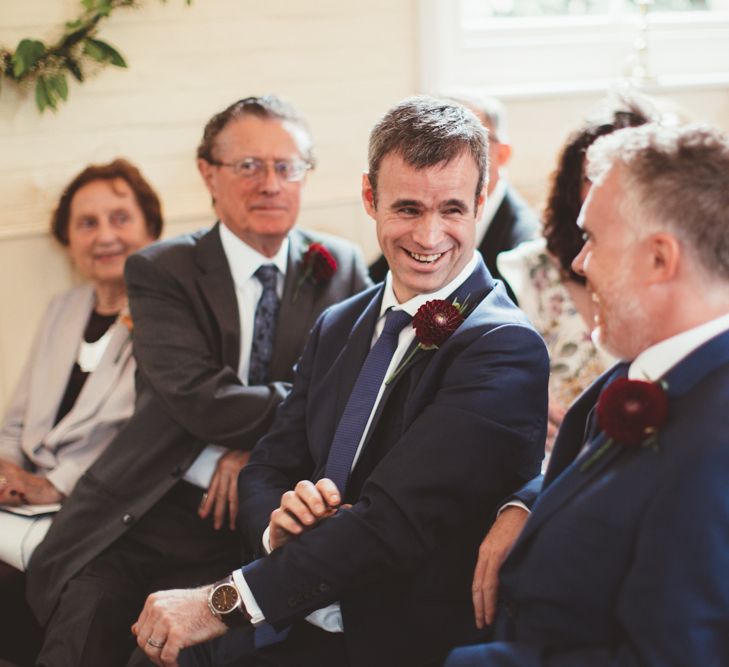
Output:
[197, 158, 215, 194]
[475, 188, 486, 220]
[495, 142, 512, 169]
[647, 232, 681, 284]
[362, 173, 376, 218]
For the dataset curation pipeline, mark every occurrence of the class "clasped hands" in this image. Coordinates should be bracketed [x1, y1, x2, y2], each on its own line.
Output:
[133, 477, 345, 667]
[0, 459, 63, 506]
[269, 478, 349, 550]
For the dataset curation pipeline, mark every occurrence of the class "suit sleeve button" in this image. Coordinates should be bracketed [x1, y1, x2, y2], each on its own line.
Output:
[122, 513, 135, 525]
[319, 583, 330, 593]
[287, 596, 297, 608]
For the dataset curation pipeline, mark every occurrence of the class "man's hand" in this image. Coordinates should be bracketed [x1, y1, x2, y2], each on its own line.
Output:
[472, 506, 529, 629]
[0, 460, 63, 506]
[547, 391, 567, 452]
[269, 478, 344, 551]
[132, 587, 227, 667]
[198, 450, 251, 530]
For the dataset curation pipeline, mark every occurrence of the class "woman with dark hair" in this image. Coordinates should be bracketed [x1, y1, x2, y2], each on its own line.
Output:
[497, 97, 657, 453]
[0, 158, 162, 568]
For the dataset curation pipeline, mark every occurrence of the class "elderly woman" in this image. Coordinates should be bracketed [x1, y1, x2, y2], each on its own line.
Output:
[497, 98, 657, 454]
[0, 159, 163, 570]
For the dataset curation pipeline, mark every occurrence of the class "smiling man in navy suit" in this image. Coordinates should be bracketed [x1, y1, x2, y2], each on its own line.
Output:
[131, 96, 549, 667]
[447, 122, 729, 666]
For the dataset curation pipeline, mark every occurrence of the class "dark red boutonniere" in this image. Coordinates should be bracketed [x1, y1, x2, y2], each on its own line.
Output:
[385, 296, 469, 384]
[293, 243, 337, 302]
[580, 377, 669, 472]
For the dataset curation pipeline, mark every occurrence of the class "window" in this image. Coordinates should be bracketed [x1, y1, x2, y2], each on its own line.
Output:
[419, 0, 729, 97]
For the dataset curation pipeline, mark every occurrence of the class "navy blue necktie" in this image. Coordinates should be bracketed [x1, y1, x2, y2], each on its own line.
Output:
[324, 308, 412, 493]
[248, 264, 280, 386]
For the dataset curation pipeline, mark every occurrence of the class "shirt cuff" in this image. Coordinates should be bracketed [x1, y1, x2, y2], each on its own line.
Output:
[44, 460, 83, 497]
[232, 568, 266, 626]
[261, 526, 273, 555]
[498, 500, 529, 516]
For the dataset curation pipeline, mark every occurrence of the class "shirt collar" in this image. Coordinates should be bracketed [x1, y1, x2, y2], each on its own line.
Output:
[629, 311, 729, 381]
[219, 222, 289, 288]
[476, 179, 507, 244]
[379, 252, 479, 319]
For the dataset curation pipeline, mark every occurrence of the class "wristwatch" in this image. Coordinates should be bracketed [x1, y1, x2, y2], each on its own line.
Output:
[208, 575, 251, 628]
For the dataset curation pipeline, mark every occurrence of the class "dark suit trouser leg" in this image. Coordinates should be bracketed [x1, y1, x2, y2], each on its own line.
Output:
[35, 482, 241, 667]
[176, 621, 348, 667]
[0, 563, 43, 666]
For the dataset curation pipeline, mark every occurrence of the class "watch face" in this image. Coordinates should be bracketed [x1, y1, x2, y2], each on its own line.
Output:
[211, 583, 239, 614]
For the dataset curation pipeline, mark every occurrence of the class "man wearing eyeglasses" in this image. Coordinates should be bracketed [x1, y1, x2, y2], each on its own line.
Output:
[27, 96, 371, 667]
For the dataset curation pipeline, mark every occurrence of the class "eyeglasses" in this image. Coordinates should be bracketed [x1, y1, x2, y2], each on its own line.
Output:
[208, 157, 311, 182]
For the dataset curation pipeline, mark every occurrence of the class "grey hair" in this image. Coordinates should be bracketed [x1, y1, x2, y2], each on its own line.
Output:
[447, 94, 508, 143]
[197, 95, 315, 166]
[587, 122, 729, 281]
[367, 95, 489, 209]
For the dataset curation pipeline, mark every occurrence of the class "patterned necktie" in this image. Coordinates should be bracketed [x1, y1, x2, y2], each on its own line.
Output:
[324, 308, 412, 493]
[248, 264, 280, 386]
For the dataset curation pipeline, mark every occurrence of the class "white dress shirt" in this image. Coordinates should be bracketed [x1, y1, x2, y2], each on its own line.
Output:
[234, 253, 480, 632]
[628, 312, 729, 382]
[184, 223, 289, 488]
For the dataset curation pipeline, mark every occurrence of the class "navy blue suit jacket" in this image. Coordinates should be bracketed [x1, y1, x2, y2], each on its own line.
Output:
[238, 259, 549, 667]
[446, 329, 729, 666]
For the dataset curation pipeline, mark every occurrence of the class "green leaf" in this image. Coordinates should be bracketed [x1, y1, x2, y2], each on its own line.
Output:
[83, 38, 127, 67]
[49, 73, 69, 101]
[12, 39, 46, 78]
[81, 0, 96, 11]
[34, 76, 56, 112]
[64, 57, 84, 82]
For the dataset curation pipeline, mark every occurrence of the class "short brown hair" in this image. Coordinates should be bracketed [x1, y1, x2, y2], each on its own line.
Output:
[51, 158, 163, 246]
[367, 96, 488, 209]
[196, 95, 315, 166]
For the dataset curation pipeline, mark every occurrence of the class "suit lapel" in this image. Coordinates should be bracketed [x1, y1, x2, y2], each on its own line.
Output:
[194, 223, 241, 372]
[48, 321, 132, 444]
[332, 288, 385, 425]
[519, 331, 729, 547]
[26, 287, 95, 446]
[360, 261, 494, 451]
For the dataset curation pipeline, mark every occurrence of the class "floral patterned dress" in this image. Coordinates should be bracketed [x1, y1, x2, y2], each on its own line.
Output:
[497, 238, 614, 412]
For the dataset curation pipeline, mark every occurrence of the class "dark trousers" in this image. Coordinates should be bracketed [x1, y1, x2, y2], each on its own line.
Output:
[0, 562, 43, 667]
[176, 621, 348, 667]
[35, 482, 242, 667]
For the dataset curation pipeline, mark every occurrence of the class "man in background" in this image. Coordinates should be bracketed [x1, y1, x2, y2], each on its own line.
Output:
[29, 95, 371, 667]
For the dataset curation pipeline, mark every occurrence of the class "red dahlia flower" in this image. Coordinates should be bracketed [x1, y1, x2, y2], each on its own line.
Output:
[413, 299, 465, 349]
[293, 243, 337, 302]
[597, 377, 669, 446]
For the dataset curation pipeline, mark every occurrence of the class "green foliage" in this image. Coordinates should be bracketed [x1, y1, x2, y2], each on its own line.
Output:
[0, 0, 191, 113]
